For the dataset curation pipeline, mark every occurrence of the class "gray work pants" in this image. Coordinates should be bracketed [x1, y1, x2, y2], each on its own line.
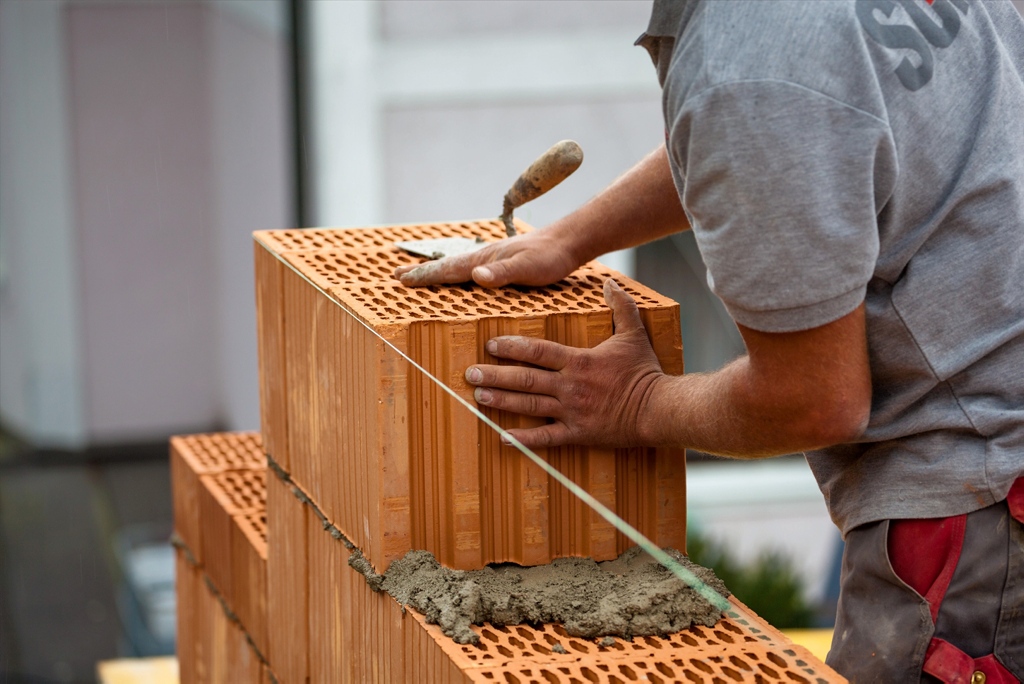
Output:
[827, 500, 1024, 683]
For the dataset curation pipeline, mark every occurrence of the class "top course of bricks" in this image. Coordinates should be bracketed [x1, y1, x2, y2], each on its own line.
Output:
[170, 432, 265, 474]
[254, 220, 677, 331]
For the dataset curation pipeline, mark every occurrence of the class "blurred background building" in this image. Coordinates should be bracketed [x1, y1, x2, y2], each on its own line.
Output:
[3, 1, 1021, 681]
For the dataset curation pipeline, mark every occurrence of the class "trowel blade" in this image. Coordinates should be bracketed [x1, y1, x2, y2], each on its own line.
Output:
[394, 237, 489, 260]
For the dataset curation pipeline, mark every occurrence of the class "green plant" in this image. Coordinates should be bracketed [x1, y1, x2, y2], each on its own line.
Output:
[686, 530, 814, 629]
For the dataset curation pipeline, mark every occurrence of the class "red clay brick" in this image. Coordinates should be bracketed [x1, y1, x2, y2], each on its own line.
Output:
[175, 548, 264, 684]
[198, 469, 266, 613]
[293, 471, 845, 683]
[171, 432, 264, 565]
[255, 244, 290, 471]
[232, 510, 268, 658]
[173, 431, 843, 683]
[254, 221, 686, 573]
[266, 471, 309, 684]
[255, 220, 512, 255]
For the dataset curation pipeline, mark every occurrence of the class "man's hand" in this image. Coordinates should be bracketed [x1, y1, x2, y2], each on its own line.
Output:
[464, 279, 663, 449]
[466, 284, 872, 458]
[394, 144, 690, 288]
[394, 228, 580, 288]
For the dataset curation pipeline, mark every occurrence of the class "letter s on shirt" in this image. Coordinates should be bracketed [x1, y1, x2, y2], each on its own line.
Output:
[857, 0, 934, 91]
[856, 0, 968, 92]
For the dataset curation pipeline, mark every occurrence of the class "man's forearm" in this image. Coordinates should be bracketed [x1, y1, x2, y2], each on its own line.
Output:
[638, 307, 872, 458]
[639, 363, 843, 457]
[546, 143, 690, 266]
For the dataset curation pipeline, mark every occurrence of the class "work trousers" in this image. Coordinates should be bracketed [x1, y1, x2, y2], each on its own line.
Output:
[826, 478, 1024, 683]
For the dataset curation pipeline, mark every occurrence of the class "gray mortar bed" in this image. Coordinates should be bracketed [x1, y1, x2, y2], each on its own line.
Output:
[351, 546, 729, 645]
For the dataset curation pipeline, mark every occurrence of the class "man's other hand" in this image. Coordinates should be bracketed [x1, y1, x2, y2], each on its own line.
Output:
[463, 279, 663, 449]
[393, 229, 579, 288]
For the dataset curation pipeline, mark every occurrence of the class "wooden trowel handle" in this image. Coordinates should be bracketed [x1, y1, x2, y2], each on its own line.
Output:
[501, 140, 583, 236]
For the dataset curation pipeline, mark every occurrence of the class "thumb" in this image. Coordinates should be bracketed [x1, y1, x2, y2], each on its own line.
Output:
[472, 253, 530, 288]
[603, 279, 644, 334]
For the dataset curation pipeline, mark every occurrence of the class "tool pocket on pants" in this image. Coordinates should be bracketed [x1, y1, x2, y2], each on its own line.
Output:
[886, 515, 966, 623]
[889, 503, 1022, 683]
[826, 519, 934, 683]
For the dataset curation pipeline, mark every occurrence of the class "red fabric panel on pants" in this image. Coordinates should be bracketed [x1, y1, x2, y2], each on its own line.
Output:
[924, 639, 1020, 684]
[1008, 477, 1024, 524]
[888, 515, 966, 623]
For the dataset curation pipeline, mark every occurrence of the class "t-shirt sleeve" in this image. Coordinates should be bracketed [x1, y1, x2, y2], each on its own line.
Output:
[667, 79, 896, 333]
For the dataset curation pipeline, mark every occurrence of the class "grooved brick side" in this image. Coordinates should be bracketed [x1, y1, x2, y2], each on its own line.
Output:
[255, 243, 289, 470]
[267, 472, 309, 684]
[233, 510, 268, 658]
[198, 469, 266, 615]
[176, 549, 272, 684]
[254, 220, 687, 573]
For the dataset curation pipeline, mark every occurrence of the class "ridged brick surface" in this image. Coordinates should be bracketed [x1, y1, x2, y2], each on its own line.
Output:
[173, 431, 844, 684]
[254, 220, 687, 573]
[176, 548, 273, 684]
[197, 469, 266, 637]
[171, 432, 270, 660]
[267, 471, 309, 684]
[233, 509, 268, 658]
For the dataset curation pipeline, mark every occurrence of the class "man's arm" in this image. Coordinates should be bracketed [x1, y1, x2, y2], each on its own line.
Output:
[395, 144, 689, 287]
[464, 280, 871, 457]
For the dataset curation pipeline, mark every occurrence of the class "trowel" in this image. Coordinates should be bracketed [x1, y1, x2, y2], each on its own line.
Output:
[395, 140, 584, 260]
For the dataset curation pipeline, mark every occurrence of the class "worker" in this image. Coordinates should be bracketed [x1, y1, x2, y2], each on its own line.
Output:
[395, 1, 1024, 681]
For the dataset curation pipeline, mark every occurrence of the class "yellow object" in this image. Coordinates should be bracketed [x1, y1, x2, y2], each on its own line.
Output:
[781, 629, 834, 663]
[96, 656, 179, 684]
[972, 671, 987, 684]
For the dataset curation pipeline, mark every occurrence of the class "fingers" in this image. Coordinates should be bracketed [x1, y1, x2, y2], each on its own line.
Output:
[603, 278, 644, 334]
[483, 336, 575, 371]
[396, 252, 477, 286]
[471, 252, 535, 288]
[393, 263, 420, 277]
[465, 364, 559, 396]
[502, 423, 574, 449]
[473, 387, 561, 418]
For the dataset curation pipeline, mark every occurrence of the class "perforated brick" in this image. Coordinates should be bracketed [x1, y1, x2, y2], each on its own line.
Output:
[171, 432, 265, 566]
[232, 510, 269, 657]
[419, 605, 842, 683]
[254, 220, 687, 574]
[253, 221, 523, 471]
[241, 510, 268, 549]
[296, 478, 846, 683]
[204, 470, 267, 514]
[255, 220, 513, 254]
[173, 433, 273, 675]
[198, 469, 267, 630]
[176, 548, 271, 684]
[172, 432, 844, 683]
[326, 276, 672, 327]
[173, 432, 265, 471]
[285, 249, 422, 289]
[267, 473, 309, 684]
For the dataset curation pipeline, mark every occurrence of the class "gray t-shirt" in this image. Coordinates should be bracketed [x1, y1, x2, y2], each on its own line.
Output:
[643, 0, 1024, 534]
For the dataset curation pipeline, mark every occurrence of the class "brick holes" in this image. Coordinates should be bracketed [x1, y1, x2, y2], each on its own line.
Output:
[244, 510, 268, 546]
[452, 609, 845, 683]
[260, 220, 511, 253]
[175, 432, 264, 471]
[333, 277, 666, 326]
[210, 469, 267, 511]
[296, 250, 422, 286]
